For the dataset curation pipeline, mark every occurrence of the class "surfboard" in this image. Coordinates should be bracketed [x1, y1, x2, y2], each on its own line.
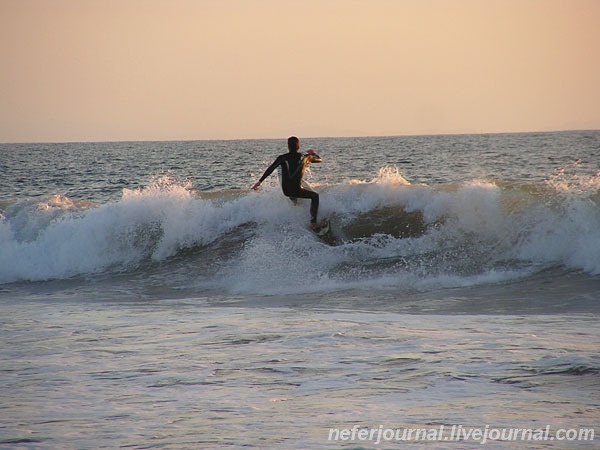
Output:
[311, 219, 330, 237]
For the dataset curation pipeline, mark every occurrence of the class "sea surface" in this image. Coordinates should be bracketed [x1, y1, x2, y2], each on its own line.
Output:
[1, 131, 599, 448]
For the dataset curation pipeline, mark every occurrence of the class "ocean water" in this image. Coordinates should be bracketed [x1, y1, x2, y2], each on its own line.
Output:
[1, 131, 599, 448]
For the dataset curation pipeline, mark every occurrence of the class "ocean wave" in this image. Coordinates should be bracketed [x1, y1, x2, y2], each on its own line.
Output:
[1, 170, 600, 294]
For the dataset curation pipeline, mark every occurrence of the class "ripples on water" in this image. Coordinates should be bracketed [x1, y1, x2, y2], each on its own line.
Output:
[2, 301, 599, 449]
[2, 131, 598, 203]
[1, 131, 599, 448]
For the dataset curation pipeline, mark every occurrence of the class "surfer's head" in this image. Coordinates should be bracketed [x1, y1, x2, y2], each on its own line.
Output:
[287, 136, 300, 153]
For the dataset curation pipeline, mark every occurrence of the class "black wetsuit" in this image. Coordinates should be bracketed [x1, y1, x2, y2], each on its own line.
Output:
[257, 151, 320, 223]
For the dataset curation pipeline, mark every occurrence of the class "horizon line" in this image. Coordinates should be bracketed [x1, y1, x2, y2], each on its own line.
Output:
[1, 127, 598, 146]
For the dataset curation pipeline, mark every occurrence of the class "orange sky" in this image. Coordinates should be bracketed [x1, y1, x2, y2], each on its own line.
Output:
[1, 0, 599, 142]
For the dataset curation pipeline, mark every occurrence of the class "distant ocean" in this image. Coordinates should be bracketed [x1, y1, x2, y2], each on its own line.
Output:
[1, 131, 599, 448]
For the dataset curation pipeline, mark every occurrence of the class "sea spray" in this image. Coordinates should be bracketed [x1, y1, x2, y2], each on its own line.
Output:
[2, 170, 600, 289]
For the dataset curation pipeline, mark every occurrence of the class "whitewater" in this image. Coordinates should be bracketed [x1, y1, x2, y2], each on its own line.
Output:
[1, 131, 599, 448]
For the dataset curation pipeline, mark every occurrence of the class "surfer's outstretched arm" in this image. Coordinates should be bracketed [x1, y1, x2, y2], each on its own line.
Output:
[252, 155, 284, 190]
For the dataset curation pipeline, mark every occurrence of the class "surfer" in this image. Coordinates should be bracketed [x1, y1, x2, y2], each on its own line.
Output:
[252, 136, 324, 229]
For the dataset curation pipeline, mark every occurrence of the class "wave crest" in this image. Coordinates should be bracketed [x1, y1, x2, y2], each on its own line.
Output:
[2, 171, 600, 291]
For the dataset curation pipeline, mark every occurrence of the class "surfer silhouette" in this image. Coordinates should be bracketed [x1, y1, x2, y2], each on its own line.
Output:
[252, 136, 325, 230]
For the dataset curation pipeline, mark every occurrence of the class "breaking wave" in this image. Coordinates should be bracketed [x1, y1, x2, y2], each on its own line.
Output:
[2, 169, 600, 296]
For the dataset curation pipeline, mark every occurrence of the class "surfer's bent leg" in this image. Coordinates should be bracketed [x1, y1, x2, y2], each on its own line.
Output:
[291, 188, 319, 223]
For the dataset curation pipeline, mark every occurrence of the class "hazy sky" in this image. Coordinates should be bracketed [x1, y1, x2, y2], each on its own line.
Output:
[1, 0, 599, 143]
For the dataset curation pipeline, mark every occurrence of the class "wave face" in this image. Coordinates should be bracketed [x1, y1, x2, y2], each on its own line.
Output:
[2, 168, 600, 297]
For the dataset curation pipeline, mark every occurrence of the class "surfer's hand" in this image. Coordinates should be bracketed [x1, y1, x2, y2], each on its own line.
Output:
[306, 149, 322, 163]
[251, 182, 261, 191]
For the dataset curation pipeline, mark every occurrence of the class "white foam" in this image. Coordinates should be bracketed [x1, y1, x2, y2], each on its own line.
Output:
[2, 171, 600, 289]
